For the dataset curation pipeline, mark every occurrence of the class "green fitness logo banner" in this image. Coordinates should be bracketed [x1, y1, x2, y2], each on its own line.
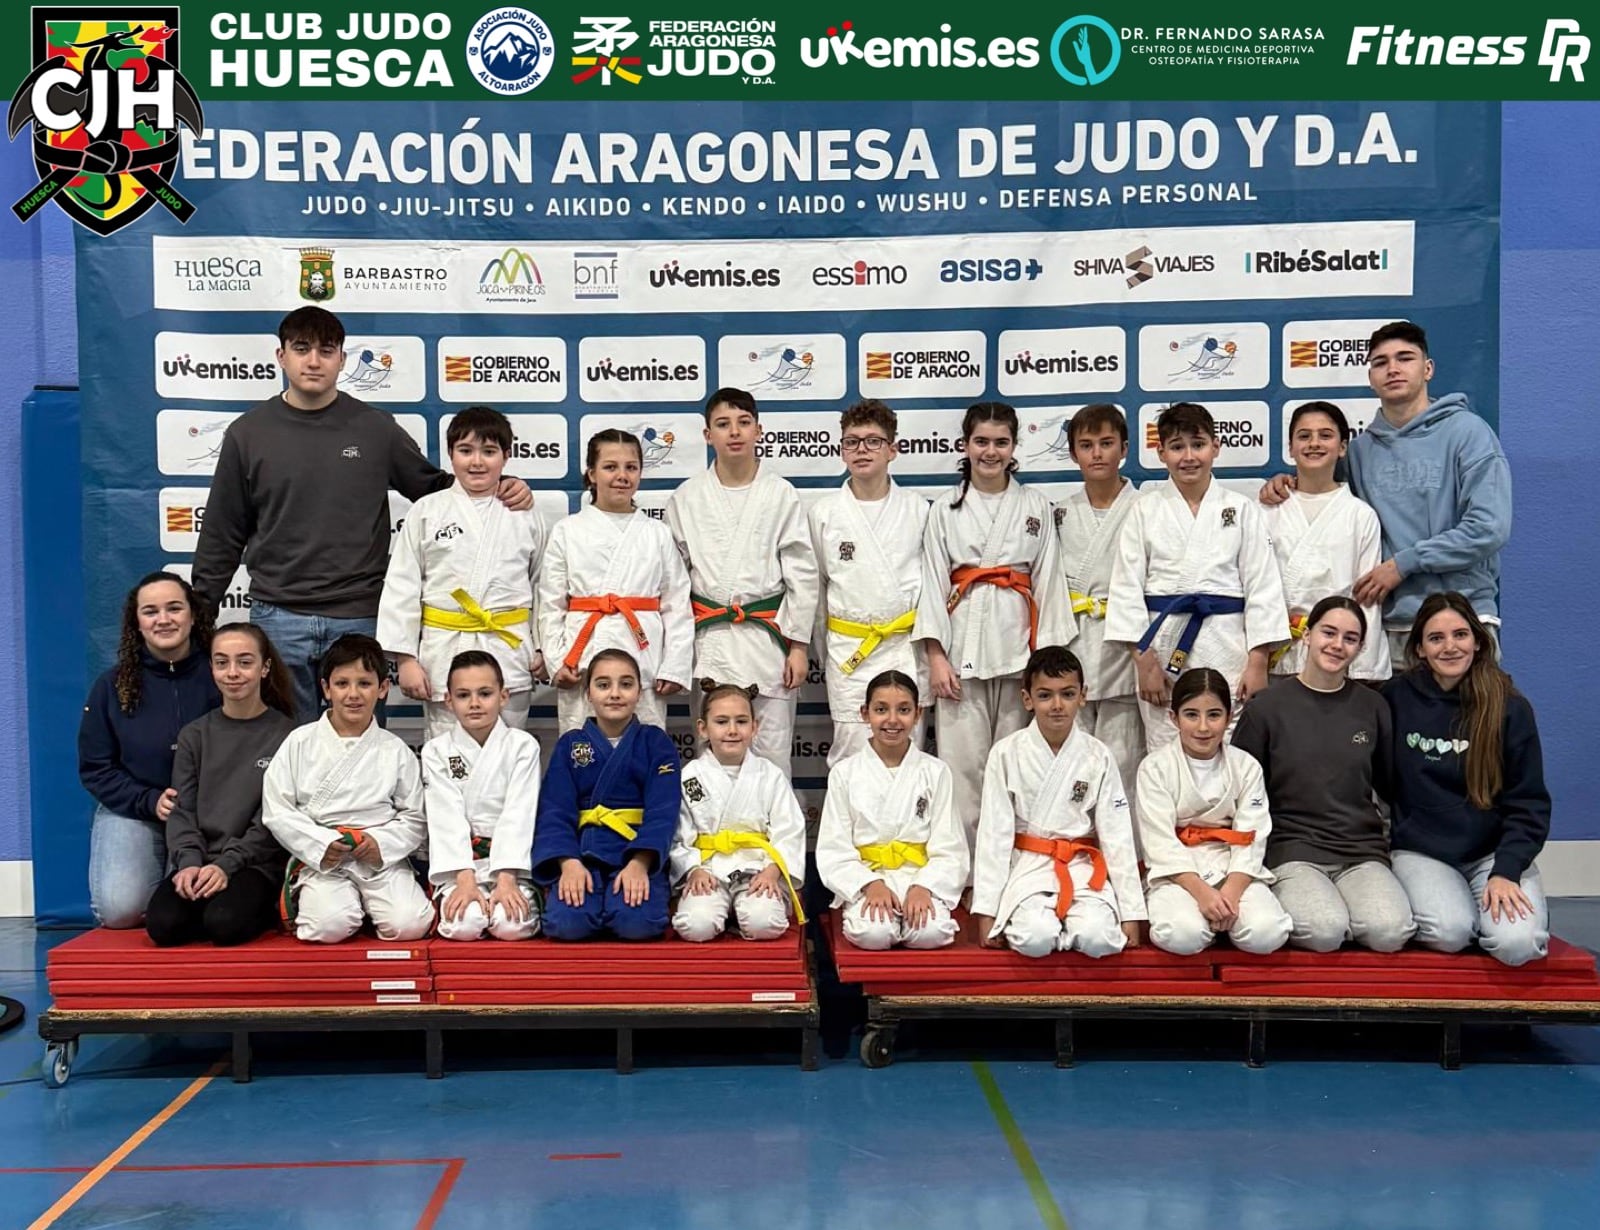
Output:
[4, 3, 1595, 105]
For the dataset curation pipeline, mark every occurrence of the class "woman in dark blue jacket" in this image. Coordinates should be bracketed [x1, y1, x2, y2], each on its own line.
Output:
[1384, 592, 1550, 966]
[77, 572, 219, 927]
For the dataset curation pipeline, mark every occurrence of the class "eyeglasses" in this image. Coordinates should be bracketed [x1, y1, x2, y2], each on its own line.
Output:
[840, 436, 890, 453]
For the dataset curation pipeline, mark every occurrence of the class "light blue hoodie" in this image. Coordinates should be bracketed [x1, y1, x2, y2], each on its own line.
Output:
[1346, 392, 1511, 628]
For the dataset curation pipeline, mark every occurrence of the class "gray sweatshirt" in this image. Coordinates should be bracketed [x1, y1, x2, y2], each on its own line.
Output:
[165, 707, 297, 880]
[192, 392, 450, 619]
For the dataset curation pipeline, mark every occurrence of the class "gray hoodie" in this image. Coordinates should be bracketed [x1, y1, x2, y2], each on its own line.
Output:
[1347, 392, 1511, 628]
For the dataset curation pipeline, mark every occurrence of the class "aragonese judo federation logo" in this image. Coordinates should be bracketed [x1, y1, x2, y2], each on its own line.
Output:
[7, 8, 203, 234]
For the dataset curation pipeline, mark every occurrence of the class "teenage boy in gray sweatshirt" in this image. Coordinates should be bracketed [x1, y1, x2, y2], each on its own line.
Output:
[193, 307, 531, 722]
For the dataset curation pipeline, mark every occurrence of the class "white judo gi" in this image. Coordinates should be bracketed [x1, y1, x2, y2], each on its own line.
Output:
[1136, 740, 1292, 955]
[669, 749, 808, 942]
[917, 480, 1075, 841]
[665, 468, 819, 777]
[809, 480, 931, 766]
[422, 720, 542, 942]
[1106, 481, 1289, 750]
[536, 504, 694, 732]
[1055, 482, 1144, 814]
[262, 716, 434, 943]
[816, 744, 969, 951]
[971, 723, 1145, 958]
[378, 484, 545, 739]
[1262, 486, 1392, 680]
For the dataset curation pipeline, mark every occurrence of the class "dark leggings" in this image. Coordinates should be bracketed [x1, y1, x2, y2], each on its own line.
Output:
[145, 868, 280, 947]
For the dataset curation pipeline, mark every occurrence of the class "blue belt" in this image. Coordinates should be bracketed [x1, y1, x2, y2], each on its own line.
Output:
[1138, 594, 1247, 675]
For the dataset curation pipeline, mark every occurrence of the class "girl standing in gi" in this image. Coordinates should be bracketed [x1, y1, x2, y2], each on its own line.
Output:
[1262, 402, 1390, 681]
[916, 403, 1073, 843]
[816, 671, 968, 950]
[537, 429, 693, 732]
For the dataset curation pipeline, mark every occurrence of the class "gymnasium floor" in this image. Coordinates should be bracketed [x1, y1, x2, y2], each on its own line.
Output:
[3, 904, 1599, 1230]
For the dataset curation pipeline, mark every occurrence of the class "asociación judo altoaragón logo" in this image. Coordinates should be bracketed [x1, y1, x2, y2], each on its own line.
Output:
[466, 7, 556, 95]
[7, 7, 204, 234]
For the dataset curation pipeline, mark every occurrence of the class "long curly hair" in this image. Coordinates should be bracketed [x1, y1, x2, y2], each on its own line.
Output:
[114, 572, 214, 714]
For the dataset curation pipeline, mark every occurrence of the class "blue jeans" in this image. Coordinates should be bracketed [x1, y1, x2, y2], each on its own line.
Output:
[87, 804, 167, 929]
[251, 601, 382, 725]
[1392, 850, 1549, 967]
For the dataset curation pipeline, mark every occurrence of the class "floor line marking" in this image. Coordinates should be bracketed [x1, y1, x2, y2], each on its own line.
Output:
[24, 1059, 224, 1230]
[0, 1158, 461, 1175]
[970, 1061, 1070, 1230]
[415, 1158, 464, 1230]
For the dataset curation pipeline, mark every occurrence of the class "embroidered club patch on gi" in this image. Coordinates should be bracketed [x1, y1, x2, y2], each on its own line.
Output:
[571, 741, 595, 767]
[915, 793, 928, 818]
[684, 778, 706, 802]
[1071, 780, 1089, 803]
[1220, 507, 1237, 528]
[448, 755, 469, 780]
[1025, 515, 1041, 537]
[1053, 506, 1066, 529]
[435, 522, 464, 541]
[838, 540, 856, 561]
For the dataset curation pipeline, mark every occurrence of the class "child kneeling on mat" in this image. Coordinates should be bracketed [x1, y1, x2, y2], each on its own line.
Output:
[532, 649, 681, 941]
[423, 650, 543, 941]
[670, 681, 807, 942]
[971, 646, 1145, 958]
[816, 670, 968, 950]
[264, 634, 433, 943]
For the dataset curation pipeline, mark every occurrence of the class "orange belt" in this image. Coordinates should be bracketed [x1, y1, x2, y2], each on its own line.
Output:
[563, 594, 661, 672]
[1013, 834, 1107, 919]
[1177, 825, 1255, 847]
[947, 566, 1039, 650]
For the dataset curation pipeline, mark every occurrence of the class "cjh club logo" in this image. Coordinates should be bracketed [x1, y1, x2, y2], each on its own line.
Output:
[7, 9, 203, 234]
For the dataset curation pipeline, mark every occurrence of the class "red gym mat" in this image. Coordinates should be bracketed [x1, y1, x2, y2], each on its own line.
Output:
[49, 960, 431, 980]
[859, 980, 1220, 998]
[435, 988, 810, 1006]
[50, 977, 430, 995]
[1207, 981, 1600, 1003]
[1216, 966, 1595, 988]
[50, 992, 430, 1008]
[427, 929, 804, 963]
[1218, 937, 1596, 975]
[48, 929, 428, 965]
[433, 974, 805, 992]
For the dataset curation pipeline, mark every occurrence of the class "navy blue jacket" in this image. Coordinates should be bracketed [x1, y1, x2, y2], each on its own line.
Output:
[531, 719, 681, 884]
[1382, 670, 1550, 882]
[77, 645, 221, 821]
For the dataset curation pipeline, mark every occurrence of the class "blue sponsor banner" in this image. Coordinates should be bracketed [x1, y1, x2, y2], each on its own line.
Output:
[75, 98, 1499, 663]
[52, 98, 1497, 897]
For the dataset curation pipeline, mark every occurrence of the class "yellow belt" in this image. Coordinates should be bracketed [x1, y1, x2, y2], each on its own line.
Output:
[421, 587, 529, 649]
[1269, 612, 1311, 668]
[578, 806, 646, 841]
[1070, 591, 1108, 620]
[856, 840, 928, 871]
[827, 610, 917, 675]
[693, 831, 807, 923]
